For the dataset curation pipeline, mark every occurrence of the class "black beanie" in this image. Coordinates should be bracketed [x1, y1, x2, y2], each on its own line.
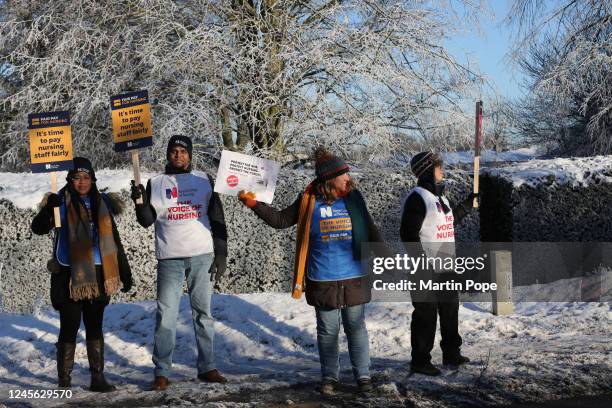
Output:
[67, 157, 96, 182]
[166, 135, 193, 159]
[410, 151, 442, 179]
[314, 147, 349, 181]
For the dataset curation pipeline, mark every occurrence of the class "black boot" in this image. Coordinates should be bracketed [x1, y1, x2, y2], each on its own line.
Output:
[56, 342, 76, 388]
[443, 354, 470, 367]
[86, 339, 116, 392]
[410, 361, 442, 376]
[357, 377, 373, 393]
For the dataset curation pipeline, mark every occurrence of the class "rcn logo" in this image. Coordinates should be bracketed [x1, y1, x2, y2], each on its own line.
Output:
[166, 187, 178, 199]
[320, 206, 333, 218]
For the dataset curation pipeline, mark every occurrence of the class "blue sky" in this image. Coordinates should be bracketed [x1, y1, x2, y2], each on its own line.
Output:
[445, 0, 526, 101]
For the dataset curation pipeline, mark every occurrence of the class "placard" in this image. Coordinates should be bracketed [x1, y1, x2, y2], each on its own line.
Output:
[214, 150, 280, 204]
[110, 90, 153, 151]
[28, 111, 74, 173]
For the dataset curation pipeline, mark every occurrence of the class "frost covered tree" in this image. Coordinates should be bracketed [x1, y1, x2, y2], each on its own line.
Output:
[507, 0, 612, 156]
[1, 0, 484, 171]
[485, 94, 517, 153]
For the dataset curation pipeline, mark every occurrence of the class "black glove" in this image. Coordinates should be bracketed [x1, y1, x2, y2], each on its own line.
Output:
[130, 180, 147, 205]
[464, 192, 479, 207]
[209, 255, 227, 283]
[45, 193, 61, 212]
[121, 276, 133, 293]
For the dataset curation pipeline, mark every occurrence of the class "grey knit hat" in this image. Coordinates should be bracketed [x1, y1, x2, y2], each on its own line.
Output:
[410, 151, 443, 179]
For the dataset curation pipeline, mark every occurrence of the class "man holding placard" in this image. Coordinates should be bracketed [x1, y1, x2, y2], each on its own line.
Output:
[400, 151, 478, 376]
[130, 135, 228, 391]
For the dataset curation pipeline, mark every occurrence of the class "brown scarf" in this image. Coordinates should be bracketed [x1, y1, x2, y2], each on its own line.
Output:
[65, 191, 120, 301]
[292, 183, 316, 299]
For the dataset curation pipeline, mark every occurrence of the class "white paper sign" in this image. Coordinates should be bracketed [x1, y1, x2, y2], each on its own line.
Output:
[214, 150, 280, 204]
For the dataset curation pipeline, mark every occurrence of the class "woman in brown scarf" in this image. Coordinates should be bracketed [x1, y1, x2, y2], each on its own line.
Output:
[31, 157, 133, 392]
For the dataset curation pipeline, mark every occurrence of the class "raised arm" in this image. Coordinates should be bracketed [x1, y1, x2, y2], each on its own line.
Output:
[242, 192, 302, 229]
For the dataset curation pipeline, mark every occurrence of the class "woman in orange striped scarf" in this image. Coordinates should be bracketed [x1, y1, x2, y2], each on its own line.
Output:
[239, 147, 384, 396]
[31, 157, 132, 392]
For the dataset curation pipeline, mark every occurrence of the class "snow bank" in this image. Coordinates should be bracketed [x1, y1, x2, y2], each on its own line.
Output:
[0, 294, 609, 407]
[0, 169, 155, 210]
[442, 146, 542, 166]
[484, 154, 612, 188]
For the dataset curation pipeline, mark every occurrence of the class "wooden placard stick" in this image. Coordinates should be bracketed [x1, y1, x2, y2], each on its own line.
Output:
[50, 171, 61, 227]
[131, 150, 143, 204]
[473, 101, 483, 208]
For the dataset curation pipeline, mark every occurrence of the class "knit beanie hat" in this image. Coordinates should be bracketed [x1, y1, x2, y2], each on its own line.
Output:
[67, 157, 96, 182]
[410, 151, 443, 179]
[166, 135, 193, 159]
[314, 147, 349, 181]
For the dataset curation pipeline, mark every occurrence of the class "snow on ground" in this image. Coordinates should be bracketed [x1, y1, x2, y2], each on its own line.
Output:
[0, 169, 154, 210]
[484, 155, 612, 188]
[0, 293, 610, 407]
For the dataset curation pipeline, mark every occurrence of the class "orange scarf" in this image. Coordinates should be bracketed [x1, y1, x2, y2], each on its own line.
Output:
[291, 183, 316, 299]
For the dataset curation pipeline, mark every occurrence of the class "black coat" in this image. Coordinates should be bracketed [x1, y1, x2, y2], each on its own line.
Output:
[31, 191, 132, 309]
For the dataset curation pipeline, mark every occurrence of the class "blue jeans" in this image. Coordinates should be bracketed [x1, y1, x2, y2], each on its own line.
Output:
[315, 304, 370, 382]
[152, 253, 215, 377]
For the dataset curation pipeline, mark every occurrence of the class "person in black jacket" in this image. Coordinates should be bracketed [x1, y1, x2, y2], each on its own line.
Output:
[238, 147, 383, 395]
[400, 151, 477, 376]
[130, 135, 228, 391]
[31, 157, 132, 392]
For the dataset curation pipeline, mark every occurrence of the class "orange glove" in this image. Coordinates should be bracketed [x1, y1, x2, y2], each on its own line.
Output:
[238, 190, 257, 208]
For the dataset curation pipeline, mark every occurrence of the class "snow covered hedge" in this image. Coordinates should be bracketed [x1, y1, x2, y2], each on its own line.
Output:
[480, 156, 612, 286]
[481, 156, 612, 242]
[0, 168, 477, 313]
[6, 155, 612, 313]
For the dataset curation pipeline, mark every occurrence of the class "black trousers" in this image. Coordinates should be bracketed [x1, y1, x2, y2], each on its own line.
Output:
[57, 300, 107, 343]
[410, 286, 462, 365]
